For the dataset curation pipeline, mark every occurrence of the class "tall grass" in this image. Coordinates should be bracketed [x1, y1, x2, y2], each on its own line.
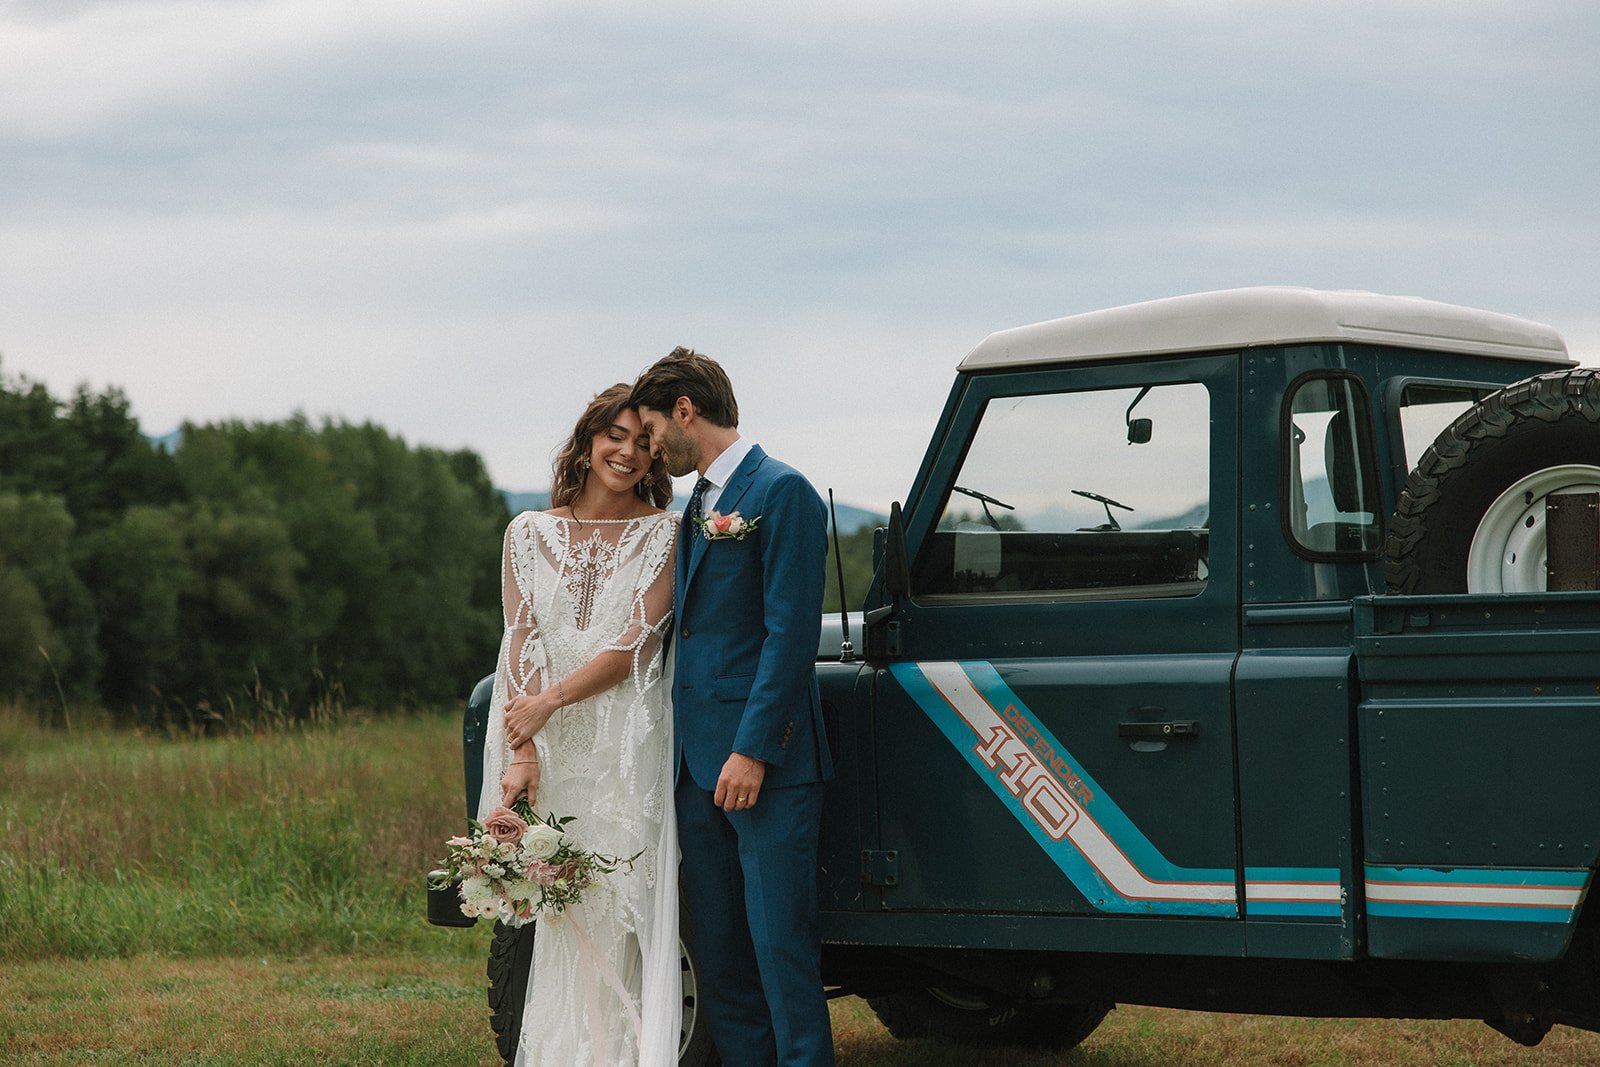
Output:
[0, 704, 480, 961]
[7, 707, 1600, 1064]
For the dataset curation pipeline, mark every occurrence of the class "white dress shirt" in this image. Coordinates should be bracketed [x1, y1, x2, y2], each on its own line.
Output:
[699, 435, 756, 516]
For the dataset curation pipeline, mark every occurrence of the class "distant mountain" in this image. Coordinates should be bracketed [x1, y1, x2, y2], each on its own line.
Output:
[502, 489, 885, 533]
[830, 502, 886, 534]
[147, 429, 184, 452]
[501, 490, 551, 515]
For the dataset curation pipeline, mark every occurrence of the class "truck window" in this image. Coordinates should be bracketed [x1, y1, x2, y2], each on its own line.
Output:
[914, 381, 1210, 600]
[1283, 373, 1382, 557]
[1397, 384, 1482, 471]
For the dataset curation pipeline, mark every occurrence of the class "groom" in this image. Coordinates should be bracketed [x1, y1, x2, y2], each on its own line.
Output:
[631, 348, 835, 1067]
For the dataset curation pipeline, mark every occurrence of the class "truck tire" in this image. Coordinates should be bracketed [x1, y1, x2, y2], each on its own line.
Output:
[485, 918, 719, 1066]
[866, 985, 1110, 1049]
[486, 920, 534, 1063]
[1385, 368, 1600, 594]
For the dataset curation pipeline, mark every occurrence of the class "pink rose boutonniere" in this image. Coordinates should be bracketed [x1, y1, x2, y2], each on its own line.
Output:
[695, 509, 760, 542]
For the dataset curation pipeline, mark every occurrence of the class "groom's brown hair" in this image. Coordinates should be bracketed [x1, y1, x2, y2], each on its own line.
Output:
[630, 347, 739, 429]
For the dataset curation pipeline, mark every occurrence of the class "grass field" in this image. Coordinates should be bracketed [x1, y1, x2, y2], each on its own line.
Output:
[5, 706, 1600, 1065]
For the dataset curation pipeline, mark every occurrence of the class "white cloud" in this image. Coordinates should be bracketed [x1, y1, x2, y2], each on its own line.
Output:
[1, 0, 1596, 510]
[0, 0, 519, 137]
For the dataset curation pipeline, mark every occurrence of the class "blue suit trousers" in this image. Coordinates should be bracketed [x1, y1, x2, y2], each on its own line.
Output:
[675, 765, 834, 1067]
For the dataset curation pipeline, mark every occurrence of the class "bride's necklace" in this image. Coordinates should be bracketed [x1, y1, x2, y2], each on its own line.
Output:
[569, 500, 633, 528]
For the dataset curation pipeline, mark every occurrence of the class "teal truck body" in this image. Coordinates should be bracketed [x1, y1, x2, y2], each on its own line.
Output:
[443, 288, 1600, 1055]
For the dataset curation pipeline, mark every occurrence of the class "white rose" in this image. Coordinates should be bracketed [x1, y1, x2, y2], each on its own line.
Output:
[522, 824, 564, 861]
[726, 514, 745, 535]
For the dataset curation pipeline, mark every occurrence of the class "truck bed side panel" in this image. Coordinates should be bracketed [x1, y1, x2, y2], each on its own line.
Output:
[1353, 593, 1600, 962]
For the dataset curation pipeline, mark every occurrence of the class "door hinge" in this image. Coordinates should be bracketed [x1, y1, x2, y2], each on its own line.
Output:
[860, 849, 900, 887]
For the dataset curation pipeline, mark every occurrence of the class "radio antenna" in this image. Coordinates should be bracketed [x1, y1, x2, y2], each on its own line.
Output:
[828, 489, 855, 663]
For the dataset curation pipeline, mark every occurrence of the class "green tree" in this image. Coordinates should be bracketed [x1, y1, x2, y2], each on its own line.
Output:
[0, 492, 99, 705]
[171, 506, 306, 710]
[73, 506, 190, 709]
[0, 363, 179, 534]
[0, 363, 511, 720]
[823, 523, 879, 615]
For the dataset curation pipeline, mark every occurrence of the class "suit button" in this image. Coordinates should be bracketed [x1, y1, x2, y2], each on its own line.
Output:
[681, 626, 691, 639]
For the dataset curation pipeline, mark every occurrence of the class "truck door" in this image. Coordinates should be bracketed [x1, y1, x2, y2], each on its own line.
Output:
[870, 354, 1242, 925]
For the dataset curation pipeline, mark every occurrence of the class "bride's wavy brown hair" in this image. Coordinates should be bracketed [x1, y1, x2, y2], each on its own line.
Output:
[551, 383, 672, 509]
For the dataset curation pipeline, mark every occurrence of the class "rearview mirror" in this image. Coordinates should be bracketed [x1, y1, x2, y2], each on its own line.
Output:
[1127, 418, 1152, 445]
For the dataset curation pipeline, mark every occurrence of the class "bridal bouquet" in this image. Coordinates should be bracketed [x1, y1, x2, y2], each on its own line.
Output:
[433, 800, 640, 926]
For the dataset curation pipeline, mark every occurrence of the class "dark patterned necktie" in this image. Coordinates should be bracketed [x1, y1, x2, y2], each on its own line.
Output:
[687, 476, 712, 521]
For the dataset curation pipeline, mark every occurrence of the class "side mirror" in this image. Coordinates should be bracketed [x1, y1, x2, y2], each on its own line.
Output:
[883, 501, 910, 599]
[865, 501, 909, 630]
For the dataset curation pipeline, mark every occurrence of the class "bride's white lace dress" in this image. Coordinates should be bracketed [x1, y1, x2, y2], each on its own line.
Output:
[477, 510, 680, 1067]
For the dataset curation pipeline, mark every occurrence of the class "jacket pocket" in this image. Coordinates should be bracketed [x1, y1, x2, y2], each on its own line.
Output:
[712, 673, 756, 702]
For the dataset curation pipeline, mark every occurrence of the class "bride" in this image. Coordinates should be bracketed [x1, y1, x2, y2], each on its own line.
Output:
[476, 383, 680, 1066]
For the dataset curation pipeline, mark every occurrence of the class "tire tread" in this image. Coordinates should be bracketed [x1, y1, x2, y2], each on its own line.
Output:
[1385, 368, 1600, 594]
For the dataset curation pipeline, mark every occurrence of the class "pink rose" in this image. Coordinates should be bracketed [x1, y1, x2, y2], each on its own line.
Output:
[482, 806, 529, 847]
[712, 513, 732, 532]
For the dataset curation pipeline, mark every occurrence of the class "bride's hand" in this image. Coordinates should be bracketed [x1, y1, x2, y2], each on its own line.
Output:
[504, 690, 562, 748]
[501, 759, 539, 809]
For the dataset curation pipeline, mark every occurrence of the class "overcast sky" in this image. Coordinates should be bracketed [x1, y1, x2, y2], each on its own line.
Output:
[3, 1, 1596, 509]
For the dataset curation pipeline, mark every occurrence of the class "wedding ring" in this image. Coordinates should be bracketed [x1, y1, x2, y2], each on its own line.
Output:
[737, 795, 748, 803]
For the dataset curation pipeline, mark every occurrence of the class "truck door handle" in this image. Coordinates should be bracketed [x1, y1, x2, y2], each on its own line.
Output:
[1118, 719, 1200, 740]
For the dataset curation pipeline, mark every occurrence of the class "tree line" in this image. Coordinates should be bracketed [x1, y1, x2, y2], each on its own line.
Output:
[0, 364, 508, 725]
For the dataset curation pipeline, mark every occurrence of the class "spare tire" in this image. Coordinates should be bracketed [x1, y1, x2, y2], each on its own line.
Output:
[1385, 368, 1600, 594]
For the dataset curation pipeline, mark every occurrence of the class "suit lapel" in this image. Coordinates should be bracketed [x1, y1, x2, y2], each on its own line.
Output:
[684, 445, 766, 594]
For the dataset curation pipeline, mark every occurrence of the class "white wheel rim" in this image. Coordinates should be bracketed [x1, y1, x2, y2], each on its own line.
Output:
[679, 938, 700, 1057]
[1466, 464, 1600, 593]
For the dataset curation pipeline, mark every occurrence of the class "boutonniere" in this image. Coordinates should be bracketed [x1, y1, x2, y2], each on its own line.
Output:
[695, 510, 760, 541]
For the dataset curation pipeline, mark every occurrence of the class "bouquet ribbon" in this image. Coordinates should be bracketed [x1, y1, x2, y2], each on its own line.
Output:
[569, 902, 642, 1061]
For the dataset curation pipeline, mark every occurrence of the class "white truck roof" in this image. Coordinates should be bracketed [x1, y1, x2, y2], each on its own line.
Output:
[959, 287, 1571, 370]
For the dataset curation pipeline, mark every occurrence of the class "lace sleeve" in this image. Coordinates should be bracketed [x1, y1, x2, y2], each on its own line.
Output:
[479, 515, 548, 818]
[502, 516, 548, 700]
[602, 513, 678, 689]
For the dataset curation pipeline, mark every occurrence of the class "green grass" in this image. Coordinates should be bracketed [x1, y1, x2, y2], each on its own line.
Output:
[0, 952, 498, 1065]
[0, 704, 474, 961]
[5, 707, 1600, 1064]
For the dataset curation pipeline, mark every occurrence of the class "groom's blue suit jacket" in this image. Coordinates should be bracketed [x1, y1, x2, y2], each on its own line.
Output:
[673, 445, 835, 791]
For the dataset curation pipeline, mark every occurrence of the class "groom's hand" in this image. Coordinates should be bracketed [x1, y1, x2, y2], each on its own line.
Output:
[715, 753, 766, 812]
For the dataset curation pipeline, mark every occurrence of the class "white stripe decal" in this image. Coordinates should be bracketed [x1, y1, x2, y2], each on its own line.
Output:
[920, 661, 1234, 904]
[1366, 881, 1582, 909]
[1246, 881, 1344, 903]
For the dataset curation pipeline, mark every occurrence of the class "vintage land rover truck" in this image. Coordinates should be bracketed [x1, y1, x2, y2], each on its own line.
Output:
[432, 287, 1600, 1063]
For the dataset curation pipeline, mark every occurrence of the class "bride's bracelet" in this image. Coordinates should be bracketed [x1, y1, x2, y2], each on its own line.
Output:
[510, 759, 538, 767]
[556, 678, 569, 706]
